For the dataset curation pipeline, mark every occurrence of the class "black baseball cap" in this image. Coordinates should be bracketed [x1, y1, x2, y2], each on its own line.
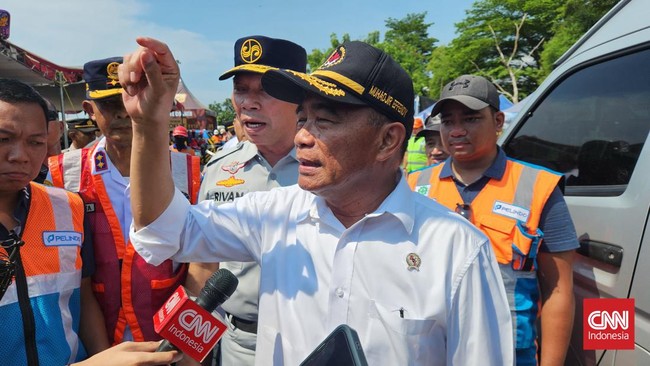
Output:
[83, 57, 123, 100]
[260, 41, 414, 133]
[219, 35, 307, 80]
[430, 74, 500, 116]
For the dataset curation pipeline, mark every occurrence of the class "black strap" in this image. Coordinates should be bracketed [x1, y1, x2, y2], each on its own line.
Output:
[13, 236, 40, 366]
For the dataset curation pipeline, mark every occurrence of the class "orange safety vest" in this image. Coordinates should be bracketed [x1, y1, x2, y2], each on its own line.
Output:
[409, 158, 561, 363]
[48, 148, 191, 344]
[408, 159, 560, 266]
[0, 182, 85, 364]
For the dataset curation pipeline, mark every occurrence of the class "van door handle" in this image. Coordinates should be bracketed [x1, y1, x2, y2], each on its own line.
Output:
[576, 240, 623, 267]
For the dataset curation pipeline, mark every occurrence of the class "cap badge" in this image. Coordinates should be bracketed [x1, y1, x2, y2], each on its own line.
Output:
[106, 62, 120, 86]
[286, 70, 346, 97]
[406, 253, 421, 271]
[448, 79, 470, 91]
[320, 46, 345, 69]
[94, 151, 108, 173]
[241, 39, 262, 64]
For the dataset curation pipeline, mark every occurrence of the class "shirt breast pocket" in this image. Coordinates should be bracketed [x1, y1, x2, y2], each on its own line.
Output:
[366, 300, 439, 365]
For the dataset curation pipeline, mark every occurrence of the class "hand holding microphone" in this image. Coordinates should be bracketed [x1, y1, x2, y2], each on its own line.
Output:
[154, 268, 238, 362]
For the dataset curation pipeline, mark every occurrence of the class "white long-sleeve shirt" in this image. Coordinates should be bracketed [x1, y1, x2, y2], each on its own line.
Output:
[131, 177, 514, 366]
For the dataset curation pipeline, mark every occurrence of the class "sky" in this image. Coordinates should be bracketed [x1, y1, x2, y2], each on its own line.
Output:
[2, 0, 475, 107]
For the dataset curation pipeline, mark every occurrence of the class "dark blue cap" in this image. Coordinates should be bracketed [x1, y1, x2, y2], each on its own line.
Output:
[219, 35, 307, 80]
[83, 57, 123, 100]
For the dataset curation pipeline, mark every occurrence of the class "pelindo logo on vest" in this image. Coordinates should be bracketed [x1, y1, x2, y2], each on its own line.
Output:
[42, 231, 83, 247]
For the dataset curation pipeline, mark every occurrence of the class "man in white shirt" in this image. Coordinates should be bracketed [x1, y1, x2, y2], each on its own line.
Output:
[123, 37, 514, 366]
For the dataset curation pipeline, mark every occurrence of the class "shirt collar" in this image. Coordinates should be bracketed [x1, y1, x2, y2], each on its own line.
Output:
[302, 171, 415, 235]
[0, 185, 30, 238]
[439, 146, 507, 181]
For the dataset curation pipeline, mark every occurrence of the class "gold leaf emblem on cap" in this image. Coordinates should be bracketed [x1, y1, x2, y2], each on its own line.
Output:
[241, 39, 262, 64]
[320, 46, 345, 69]
[406, 252, 421, 271]
[286, 70, 346, 97]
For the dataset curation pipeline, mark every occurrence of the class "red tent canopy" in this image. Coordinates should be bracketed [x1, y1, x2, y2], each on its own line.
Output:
[0, 39, 85, 113]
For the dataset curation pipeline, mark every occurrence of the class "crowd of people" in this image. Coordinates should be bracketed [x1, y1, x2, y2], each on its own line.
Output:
[0, 32, 579, 366]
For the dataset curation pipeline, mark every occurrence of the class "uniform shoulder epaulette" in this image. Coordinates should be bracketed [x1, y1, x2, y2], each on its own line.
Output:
[205, 142, 246, 168]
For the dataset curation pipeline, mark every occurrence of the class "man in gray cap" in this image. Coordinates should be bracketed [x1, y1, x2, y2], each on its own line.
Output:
[408, 74, 579, 365]
[122, 37, 513, 366]
[195, 35, 307, 366]
[415, 113, 448, 167]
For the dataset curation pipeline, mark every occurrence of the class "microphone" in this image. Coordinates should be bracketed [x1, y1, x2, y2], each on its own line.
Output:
[154, 268, 238, 362]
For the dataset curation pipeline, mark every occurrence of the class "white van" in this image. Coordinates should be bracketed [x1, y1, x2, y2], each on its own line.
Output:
[498, 0, 650, 364]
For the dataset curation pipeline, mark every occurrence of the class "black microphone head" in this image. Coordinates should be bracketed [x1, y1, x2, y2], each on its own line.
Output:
[196, 268, 239, 312]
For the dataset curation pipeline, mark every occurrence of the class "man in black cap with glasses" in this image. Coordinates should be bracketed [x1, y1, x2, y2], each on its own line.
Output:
[408, 74, 579, 365]
[123, 37, 513, 365]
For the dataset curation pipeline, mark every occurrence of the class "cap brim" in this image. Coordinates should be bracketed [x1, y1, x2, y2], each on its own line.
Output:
[416, 126, 440, 139]
[87, 88, 123, 100]
[219, 64, 278, 80]
[261, 69, 367, 106]
[430, 95, 490, 116]
[76, 128, 98, 133]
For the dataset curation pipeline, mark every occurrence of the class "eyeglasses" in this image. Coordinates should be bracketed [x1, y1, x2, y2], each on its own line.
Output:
[455, 203, 472, 221]
[0, 231, 24, 301]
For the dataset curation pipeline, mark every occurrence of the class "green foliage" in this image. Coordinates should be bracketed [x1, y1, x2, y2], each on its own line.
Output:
[208, 98, 235, 126]
[307, 12, 438, 98]
[539, 0, 619, 78]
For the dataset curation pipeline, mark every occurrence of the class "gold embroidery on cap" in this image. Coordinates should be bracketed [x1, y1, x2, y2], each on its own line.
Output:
[320, 46, 345, 69]
[241, 39, 263, 64]
[106, 62, 120, 86]
[232, 64, 276, 74]
[286, 70, 346, 97]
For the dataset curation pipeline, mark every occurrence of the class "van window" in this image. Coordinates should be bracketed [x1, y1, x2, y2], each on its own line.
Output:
[503, 47, 650, 195]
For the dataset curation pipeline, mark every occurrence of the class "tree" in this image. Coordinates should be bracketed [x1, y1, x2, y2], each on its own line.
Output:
[539, 0, 618, 78]
[377, 13, 438, 97]
[208, 98, 235, 126]
[306, 13, 437, 98]
[429, 0, 563, 101]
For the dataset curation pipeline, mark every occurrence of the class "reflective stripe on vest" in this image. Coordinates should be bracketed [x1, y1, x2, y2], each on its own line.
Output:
[0, 182, 85, 365]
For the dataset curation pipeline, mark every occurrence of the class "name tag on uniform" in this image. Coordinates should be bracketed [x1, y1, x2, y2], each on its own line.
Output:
[42, 231, 83, 247]
[492, 201, 530, 222]
[208, 190, 246, 202]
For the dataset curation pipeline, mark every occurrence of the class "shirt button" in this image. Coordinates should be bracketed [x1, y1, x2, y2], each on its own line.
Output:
[269, 173, 277, 180]
[335, 288, 344, 298]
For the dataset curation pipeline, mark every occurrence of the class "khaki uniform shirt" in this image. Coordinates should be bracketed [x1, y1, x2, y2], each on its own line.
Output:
[199, 141, 298, 320]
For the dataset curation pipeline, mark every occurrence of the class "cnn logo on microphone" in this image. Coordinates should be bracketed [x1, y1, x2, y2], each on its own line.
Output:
[583, 298, 634, 350]
[154, 286, 228, 362]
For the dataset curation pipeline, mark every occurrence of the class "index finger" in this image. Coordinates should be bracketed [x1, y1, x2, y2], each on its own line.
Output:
[135, 37, 179, 74]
